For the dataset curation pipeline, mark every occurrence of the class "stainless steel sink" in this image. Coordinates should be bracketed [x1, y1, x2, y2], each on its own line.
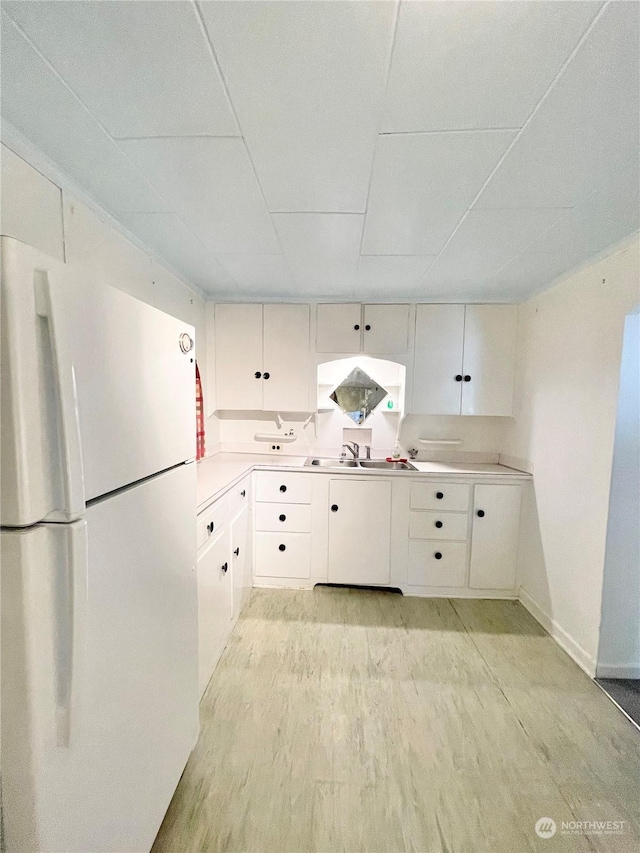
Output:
[358, 460, 418, 471]
[305, 457, 359, 468]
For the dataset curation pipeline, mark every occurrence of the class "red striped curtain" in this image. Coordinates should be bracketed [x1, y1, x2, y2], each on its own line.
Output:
[195, 362, 206, 461]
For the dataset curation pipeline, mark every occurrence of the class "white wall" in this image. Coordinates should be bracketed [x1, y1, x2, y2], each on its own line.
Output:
[597, 312, 640, 677]
[1, 143, 220, 451]
[504, 237, 640, 674]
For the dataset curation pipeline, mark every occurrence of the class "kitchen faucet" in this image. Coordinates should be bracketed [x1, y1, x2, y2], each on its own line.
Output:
[342, 441, 360, 459]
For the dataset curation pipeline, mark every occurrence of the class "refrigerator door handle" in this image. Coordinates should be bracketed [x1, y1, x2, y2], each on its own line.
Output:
[55, 520, 88, 748]
[35, 272, 85, 520]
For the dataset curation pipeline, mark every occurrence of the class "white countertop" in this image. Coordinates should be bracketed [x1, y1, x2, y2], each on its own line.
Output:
[197, 452, 530, 513]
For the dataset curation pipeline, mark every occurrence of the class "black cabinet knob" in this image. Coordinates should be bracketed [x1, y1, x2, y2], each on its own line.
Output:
[354, 324, 360, 330]
[255, 371, 262, 379]
[455, 374, 463, 382]
[221, 562, 228, 573]
[464, 375, 471, 382]
[331, 504, 339, 512]
[434, 552, 442, 560]
[279, 514, 286, 522]
[207, 521, 215, 534]
[436, 492, 444, 500]
[365, 324, 371, 331]
[279, 485, 287, 493]
[477, 509, 485, 518]
[279, 544, 286, 552]
[234, 547, 240, 557]
[240, 490, 246, 498]
[435, 520, 443, 529]
[263, 372, 270, 379]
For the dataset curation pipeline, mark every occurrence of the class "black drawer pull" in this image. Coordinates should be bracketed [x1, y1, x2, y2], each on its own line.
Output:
[240, 490, 246, 498]
[255, 371, 262, 379]
[207, 521, 215, 534]
[263, 372, 270, 380]
[436, 492, 444, 500]
[464, 375, 471, 382]
[279, 514, 286, 522]
[279, 544, 286, 552]
[354, 324, 360, 330]
[279, 485, 287, 493]
[477, 509, 485, 518]
[434, 552, 442, 560]
[435, 520, 443, 529]
[221, 562, 228, 573]
[455, 374, 463, 382]
[331, 504, 339, 512]
[234, 547, 240, 557]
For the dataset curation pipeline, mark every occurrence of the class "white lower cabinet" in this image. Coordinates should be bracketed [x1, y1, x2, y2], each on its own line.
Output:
[408, 540, 468, 587]
[197, 526, 232, 697]
[469, 484, 522, 590]
[255, 532, 311, 578]
[230, 504, 251, 620]
[328, 479, 391, 586]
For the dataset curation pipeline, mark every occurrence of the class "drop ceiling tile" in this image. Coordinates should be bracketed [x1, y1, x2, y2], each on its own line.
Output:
[215, 255, 295, 297]
[476, 2, 640, 208]
[119, 137, 280, 254]
[3, 0, 238, 138]
[484, 252, 579, 299]
[200, 0, 396, 212]
[361, 131, 515, 255]
[383, 1, 600, 132]
[355, 256, 435, 298]
[272, 213, 363, 294]
[0, 14, 167, 213]
[420, 208, 568, 286]
[118, 212, 236, 294]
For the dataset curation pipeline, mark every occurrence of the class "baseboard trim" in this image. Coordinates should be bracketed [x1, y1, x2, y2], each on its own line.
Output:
[596, 663, 640, 679]
[518, 587, 597, 677]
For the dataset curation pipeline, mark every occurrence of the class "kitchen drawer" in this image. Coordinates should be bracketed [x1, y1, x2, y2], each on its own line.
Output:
[229, 475, 250, 517]
[408, 540, 467, 587]
[255, 472, 312, 504]
[410, 482, 470, 512]
[255, 502, 311, 533]
[197, 495, 229, 552]
[409, 510, 468, 541]
[254, 532, 311, 579]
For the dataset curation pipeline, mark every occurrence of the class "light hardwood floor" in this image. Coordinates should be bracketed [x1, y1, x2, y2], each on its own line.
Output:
[153, 588, 640, 853]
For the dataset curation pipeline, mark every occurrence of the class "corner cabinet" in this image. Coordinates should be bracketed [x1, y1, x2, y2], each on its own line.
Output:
[214, 303, 312, 412]
[412, 304, 517, 416]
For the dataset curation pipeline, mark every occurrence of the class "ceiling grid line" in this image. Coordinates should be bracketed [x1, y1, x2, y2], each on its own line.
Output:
[414, 0, 612, 289]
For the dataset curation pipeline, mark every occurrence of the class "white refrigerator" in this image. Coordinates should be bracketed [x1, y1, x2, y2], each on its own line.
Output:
[1, 237, 200, 853]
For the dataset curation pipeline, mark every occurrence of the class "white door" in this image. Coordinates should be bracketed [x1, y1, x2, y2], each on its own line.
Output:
[469, 484, 522, 589]
[263, 304, 311, 411]
[328, 479, 391, 585]
[363, 304, 410, 354]
[461, 304, 517, 416]
[1, 463, 199, 853]
[412, 304, 465, 414]
[1, 238, 196, 525]
[214, 303, 263, 410]
[230, 504, 250, 620]
[316, 303, 362, 353]
[197, 526, 232, 696]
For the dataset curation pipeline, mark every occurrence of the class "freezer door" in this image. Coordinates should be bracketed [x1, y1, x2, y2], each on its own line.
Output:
[1, 463, 199, 853]
[1, 237, 196, 526]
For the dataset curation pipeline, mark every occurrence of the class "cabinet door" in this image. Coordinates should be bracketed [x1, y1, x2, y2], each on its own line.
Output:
[214, 304, 263, 410]
[263, 304, 311, 411]
[316, 303, 362, 353]
[328, 479, 391, 585]
[461, 305, 517, 416]
[363, 304, 410, 354]
[230, 505, 250, 620]
[469, 485, 521, 590]
[197, 527, 231, 697]
[412, 304, 464, 414]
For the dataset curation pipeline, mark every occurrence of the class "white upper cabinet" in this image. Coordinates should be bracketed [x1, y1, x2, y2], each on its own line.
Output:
[316, 303, 410, 354]
[214, 303, 311, 412]
[412, 304, 465, 415]
[412, 304, 517, 416]
[461, 305, 518, 416]
[316, 303, 362, 353]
